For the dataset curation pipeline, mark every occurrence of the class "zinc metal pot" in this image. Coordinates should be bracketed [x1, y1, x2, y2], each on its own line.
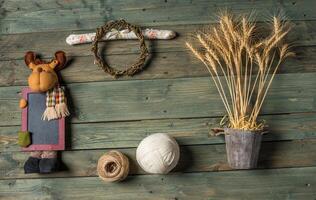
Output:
[224, 128, 263, 169]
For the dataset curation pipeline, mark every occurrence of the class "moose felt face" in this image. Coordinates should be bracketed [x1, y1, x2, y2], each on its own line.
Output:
[24, 51, 66, 92]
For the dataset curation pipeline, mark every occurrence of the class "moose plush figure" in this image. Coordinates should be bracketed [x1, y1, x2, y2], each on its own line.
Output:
[19, 51, 69, 173]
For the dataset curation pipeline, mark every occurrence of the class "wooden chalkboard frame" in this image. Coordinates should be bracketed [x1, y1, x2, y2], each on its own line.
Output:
[21, 87, 65, 151]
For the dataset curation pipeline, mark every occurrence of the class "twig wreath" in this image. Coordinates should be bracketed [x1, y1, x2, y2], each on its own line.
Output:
[92, 19, 149, 78]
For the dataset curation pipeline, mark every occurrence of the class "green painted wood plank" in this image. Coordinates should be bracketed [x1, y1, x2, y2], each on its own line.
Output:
[0, 45, 315, 86]
[1, 140, 316, 179]
[1, 0, 315, 34]
[0, 73, 315, 126]
[0, 167, 315, 199]
[1, 20, 315, 61]
[1, 113, 316, 152]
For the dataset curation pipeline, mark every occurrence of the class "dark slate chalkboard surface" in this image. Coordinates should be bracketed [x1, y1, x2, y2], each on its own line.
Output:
[28, 93, 59, 144]
[21, 88, 65, 151]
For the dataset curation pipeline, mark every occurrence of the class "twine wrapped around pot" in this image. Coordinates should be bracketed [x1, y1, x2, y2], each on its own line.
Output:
[97, 150, 129, 182]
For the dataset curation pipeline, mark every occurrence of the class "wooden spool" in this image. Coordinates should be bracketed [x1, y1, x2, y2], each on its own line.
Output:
[224, 128, 262, 169]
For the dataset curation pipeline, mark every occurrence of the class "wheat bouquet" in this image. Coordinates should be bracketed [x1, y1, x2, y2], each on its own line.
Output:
[186, 13, 293, 169]
[186, 13, 293, 131]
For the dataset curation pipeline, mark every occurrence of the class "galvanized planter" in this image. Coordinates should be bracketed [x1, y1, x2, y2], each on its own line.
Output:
[224, 128, 262, 169]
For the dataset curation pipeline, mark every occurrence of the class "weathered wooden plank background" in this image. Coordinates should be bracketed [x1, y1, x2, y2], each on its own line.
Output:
[0, 0, 316, 199]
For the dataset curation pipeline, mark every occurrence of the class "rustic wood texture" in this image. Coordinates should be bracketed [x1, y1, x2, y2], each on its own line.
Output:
[0, 21, 316, 86]
[1, 167, 316, 200]
[1, 20, 316, 61]
[1, 46, 316, 86]
[1, 139, 316, 179]
[1, 73, 316, 127]
[1, 0, 316, 199]
[2, 112, 316, 152]
[1, 0, 316, 34]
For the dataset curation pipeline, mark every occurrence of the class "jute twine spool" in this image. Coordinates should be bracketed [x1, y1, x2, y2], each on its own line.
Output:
[97, 150, 129, 182]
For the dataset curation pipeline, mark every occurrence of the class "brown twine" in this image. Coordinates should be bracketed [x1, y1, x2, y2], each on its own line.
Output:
[97, 150, 129, 182]
[91, 19, 149, 78]
[210, 128, 268, 136]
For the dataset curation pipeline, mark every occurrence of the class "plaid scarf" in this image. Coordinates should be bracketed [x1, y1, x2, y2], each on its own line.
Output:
[42, 85, 70, 121]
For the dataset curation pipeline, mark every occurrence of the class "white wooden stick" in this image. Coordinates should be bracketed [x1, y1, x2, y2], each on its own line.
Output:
[66, 29, 176, 45]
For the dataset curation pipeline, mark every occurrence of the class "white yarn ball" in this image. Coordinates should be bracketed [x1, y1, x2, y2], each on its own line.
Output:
[136, 133, 180, 174]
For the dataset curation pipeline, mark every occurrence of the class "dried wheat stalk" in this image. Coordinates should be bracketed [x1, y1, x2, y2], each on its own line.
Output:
[186, 12, 294, 131]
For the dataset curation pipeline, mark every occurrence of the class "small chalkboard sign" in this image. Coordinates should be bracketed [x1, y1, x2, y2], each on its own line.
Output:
[21, 88, 65, 151]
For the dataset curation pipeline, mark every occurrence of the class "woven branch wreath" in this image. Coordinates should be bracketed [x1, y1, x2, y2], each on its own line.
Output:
[92, 19, 149, 78]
